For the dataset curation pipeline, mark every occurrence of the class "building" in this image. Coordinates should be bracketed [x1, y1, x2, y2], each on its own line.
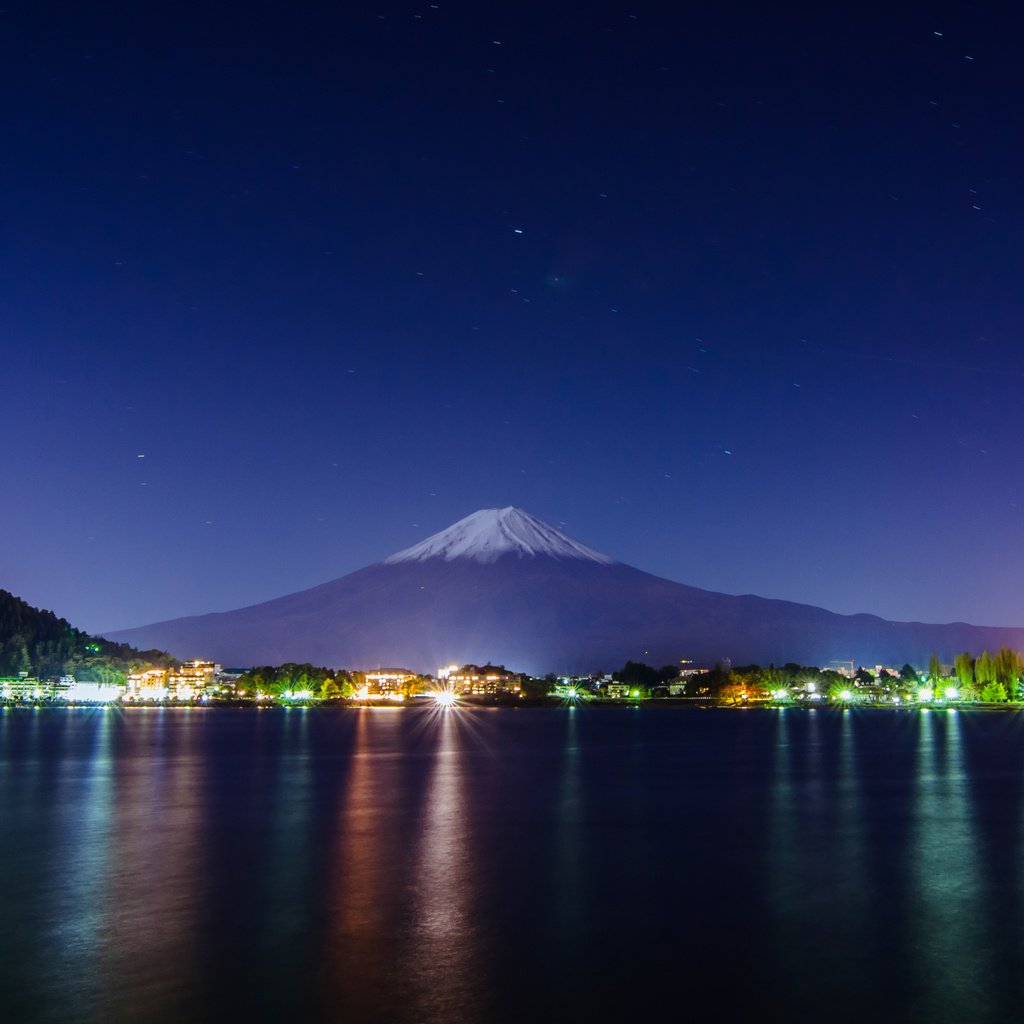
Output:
[1, 675, 47, 700]
[445, 664, 521, 696]
[604, 682, 632, 699]
[125, 661, 219, 701]
[364, 669, 419, 698]
[167, 660, 219, 700]
[125, 668, 170, 701]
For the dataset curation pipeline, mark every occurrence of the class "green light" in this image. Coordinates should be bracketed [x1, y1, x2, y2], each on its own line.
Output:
[839, 689, 852, 701]
[918, 686, 934, 702]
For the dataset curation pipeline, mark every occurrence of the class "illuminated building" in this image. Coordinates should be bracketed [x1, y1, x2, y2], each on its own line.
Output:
[364, 669, 418, 698]
[125, 668, 170, 701]
[445, 665, 521, 696]
[0, 674, 48, 700]
[125, 661, 219, 701]
[167, 660, 219, 700]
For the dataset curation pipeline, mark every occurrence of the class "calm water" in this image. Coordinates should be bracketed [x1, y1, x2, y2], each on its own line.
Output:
[3, 705, 1024, 1023]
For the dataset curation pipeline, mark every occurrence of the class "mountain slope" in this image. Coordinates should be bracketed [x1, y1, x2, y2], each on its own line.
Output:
[0, 588, 172, 677]
[106, 508, 1024, 673]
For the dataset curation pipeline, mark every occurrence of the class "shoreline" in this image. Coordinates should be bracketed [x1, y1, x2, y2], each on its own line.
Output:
[1, 699, 1019, 713]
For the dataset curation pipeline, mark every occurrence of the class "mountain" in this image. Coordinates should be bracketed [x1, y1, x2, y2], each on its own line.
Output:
[0, 588, 173, 678]
[383, 506, 615, 565]
[105, 507, 1024, 674]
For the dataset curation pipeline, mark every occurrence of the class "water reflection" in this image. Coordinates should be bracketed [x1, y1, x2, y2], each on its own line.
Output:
[764, 709, 868, 1012]
[325, 709, 421, 1021]
[765, 709, 798, 987]
[406, 710, 481, 1023]
[45, 708, 116, 1018]
[910, 710, 985, 1018]
[101, 709, 202, 1021]
[330, 712, 393, 979]
[8, 706, 1024, 1024]
[553, 710, 583, 947]
[831, 709, 867, 920]
[262, 708, 315, 954]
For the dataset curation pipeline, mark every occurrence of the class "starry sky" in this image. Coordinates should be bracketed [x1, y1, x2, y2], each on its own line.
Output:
[3, 1, 1023, 633]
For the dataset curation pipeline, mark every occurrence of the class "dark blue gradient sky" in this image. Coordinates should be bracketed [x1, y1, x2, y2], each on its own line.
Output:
[3, 2, 1023, 633]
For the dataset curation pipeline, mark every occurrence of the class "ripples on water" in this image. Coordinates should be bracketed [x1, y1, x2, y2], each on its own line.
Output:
[2, 706, 1024, 1023]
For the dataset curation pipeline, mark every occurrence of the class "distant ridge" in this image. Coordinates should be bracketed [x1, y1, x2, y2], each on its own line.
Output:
[107, 508, 1024, 674]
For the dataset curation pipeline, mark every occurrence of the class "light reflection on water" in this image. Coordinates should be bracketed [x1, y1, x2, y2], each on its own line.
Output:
[4, 707, 1024, 1023]
[406, 710, 481, 1023]
[102, 709, 202, 1022]
[911, 711, 985, 1017]
[46, 708, 115, 1017]
[553, 710, 582, 947]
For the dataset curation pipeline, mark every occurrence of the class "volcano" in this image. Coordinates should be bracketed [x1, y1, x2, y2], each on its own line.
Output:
[106, 507, 1024, 674]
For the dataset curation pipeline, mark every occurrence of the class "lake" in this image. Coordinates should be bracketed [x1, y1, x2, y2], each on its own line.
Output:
[2, 704, 1024, 1023]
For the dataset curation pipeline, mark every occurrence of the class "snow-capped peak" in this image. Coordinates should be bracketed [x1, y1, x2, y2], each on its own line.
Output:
[383, 507, 616, 565]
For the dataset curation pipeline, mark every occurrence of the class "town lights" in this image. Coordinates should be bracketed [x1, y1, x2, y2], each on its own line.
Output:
[918, 687, 934, 702]
[434, 690, 457, 708]
[944, 686, 959, 700]
[839, 689, 853, 702]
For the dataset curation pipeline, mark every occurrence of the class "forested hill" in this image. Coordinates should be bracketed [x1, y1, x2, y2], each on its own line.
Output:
[0, 588, 173, 678]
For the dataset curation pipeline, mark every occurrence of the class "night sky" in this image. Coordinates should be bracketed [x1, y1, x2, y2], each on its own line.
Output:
[3, 2, 1023, 634]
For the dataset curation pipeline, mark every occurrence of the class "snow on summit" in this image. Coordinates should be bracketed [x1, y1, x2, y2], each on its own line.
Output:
[383, 507, 616, 565]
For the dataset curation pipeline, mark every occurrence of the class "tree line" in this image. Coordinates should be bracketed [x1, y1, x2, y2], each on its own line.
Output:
[611, 648, 1024, 704]
[0, 588, 173, 681]
[935, 647, 1024, 703]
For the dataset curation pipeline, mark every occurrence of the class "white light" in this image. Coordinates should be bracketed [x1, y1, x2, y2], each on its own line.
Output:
[434, 691, 457, 707]
[944, 687, 958, 700]
[62, 683, 121, 703]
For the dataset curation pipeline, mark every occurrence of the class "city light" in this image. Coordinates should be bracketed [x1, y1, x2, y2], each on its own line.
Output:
[918, 686, 934, 702]
[434, 690, 457, 708]
[839, 689, 853, 702]
[945, 686, 959, 700]
[62, 682, 120, 703]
